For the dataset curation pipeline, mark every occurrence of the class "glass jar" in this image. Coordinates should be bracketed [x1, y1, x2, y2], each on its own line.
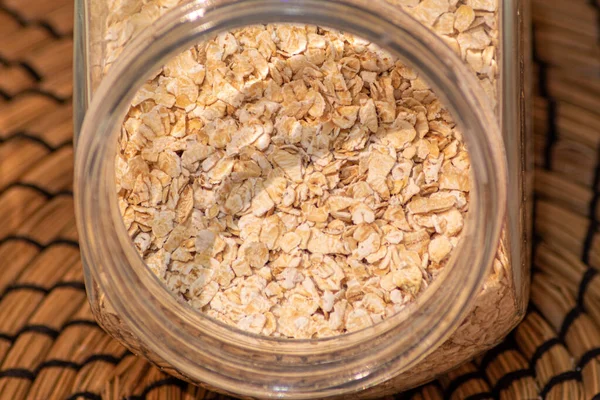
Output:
[73, 0, 531, 398]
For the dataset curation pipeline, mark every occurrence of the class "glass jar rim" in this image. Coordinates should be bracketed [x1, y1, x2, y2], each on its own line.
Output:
[75, 0, 507, 397]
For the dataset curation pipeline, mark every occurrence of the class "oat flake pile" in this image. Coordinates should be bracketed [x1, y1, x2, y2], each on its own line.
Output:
[116, 22, 475, 338]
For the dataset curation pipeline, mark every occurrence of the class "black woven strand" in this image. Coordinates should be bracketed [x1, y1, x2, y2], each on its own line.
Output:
[0, 322, 64, 343]
[36, 353, 126, 374]
[444, 371, 486, 400]
[1, 283, 48, 297]
[539, 371, 580, 399]
[126, 377, 188, 400]
[589, 0, 600, 44]
[529, 338, 562, 372]
[576, 347, 600, 371]
[558, 307, 582, 342]
[479, 337, 517, 373]
[582, 203, 600, 266]
[0, 368, 36, 380]
[0, 181, 74, 198]
[0, 279, 86, 303]
[0, 129, 57, 149]
[463, 393, 494, 400]
[16, 324, 60, 340]
[0, 4, 65, 39]
[577, 267, 598, 310]
[0, 236, 79, 249]
[542, 94, 558, 171]
[582, 142, 600, 264]
[52, 281, 86, 291]
[66, 391, 102, 400]
[0, 235, 43, 249]
[0, 132, 73, 152]
[0, 87, 70, 104]
[61, 319, 99, 330]
[491, 369, 534, 397]
[527, 302, 542, 316]
[16, 61, 43, 82]
[0, 351, 130, 385]
[35, 359, 80, 371]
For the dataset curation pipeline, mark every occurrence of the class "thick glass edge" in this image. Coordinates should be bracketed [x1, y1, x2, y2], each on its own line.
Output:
[501, 0, 533, 317]
[73, 0, 88, 145]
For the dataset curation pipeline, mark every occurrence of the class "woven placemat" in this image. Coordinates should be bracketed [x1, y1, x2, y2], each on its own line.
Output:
[0, 0, 599, 398]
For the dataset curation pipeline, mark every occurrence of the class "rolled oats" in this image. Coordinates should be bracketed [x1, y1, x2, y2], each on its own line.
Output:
[116, 23, 475, 339]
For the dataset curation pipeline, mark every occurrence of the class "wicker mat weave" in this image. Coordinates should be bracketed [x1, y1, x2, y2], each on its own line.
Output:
[0, 0, 599, 398]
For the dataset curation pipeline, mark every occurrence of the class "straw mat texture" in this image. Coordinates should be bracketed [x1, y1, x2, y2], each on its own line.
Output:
[0, 0, 599, 398]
